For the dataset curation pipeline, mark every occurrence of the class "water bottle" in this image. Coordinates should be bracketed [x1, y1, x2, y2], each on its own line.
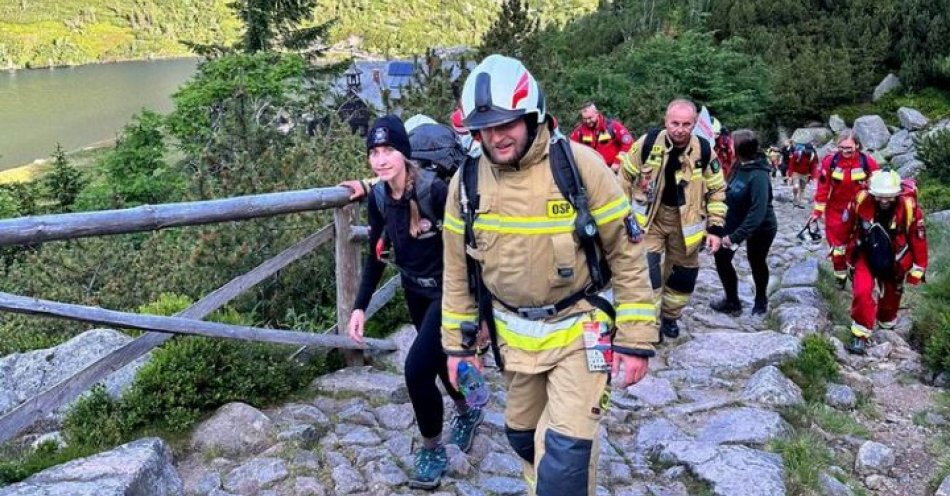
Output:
[457, 361, 489, 408]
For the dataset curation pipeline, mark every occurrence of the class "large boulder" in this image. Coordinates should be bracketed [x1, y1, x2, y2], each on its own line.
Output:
[0, 329, 148, 416]
[855, 441, 895, 475]
[897, 107, 929, 130]
[191, 402, 275, 457]
[0, 438, 182, 496]
[853, 115, 891, 151]
[781, 259, 820, 288]
[897, 160, 926, 178]
[791, 127, 833, 145]
[667, 332, 801, 376]
[928, 210, 950, 225]
[886, 129, 914, 156]
[828, 115, 847, 133]
[872, 73, 901, 101]
[659, 441, 786, 496]
[696, 407, 791, 445]
[309, 366, 408, 403]
[741, 366, 804, 407]
[774, 304, 826, 337]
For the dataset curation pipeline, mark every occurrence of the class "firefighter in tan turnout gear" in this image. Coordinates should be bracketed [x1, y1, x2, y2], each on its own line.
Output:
[441, 55, 659, 496]
[618, 100, 728, 338]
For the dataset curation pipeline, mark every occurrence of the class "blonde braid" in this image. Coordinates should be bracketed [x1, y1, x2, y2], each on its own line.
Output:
[406, 161, 424, 238]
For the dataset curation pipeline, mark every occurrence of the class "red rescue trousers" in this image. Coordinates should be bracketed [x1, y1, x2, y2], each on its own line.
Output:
[850, 256, 902, 337]
[824, 207, 849, 279]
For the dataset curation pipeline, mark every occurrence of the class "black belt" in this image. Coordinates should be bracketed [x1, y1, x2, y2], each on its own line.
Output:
[494, 286, 615, 322]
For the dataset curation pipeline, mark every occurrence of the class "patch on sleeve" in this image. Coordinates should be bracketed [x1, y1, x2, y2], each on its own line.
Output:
[621, 134, 633, 144]
[709, 159, 721, 174]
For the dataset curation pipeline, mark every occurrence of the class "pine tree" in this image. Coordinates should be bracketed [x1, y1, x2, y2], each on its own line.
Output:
[43, 143, 86, 213]
[478, 0, 539, 59]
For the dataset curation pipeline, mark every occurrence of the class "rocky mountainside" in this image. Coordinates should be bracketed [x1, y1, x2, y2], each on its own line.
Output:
[4, 179, 948, 496]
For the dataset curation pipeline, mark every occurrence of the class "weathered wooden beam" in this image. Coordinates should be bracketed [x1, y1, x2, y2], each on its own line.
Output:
[289, 274, 400, 363]
[334, 204, 363, 366]
[350, 226, 370, 242]
[0, 292, 397, 351]
[0, 226, 334, 443]
[0, 187, 353, 247]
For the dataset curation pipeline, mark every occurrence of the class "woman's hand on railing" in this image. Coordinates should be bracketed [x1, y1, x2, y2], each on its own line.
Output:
[339, 180, 368, 201]
[348, 309, 366, 344]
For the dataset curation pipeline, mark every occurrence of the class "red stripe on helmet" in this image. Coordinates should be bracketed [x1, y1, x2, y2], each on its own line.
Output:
[511, 72, 529, 108]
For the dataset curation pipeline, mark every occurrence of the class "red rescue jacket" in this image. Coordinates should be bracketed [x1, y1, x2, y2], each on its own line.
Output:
[812, 152, 880, 217]
[570, 115, 633, 167]
[844, 184, 928, 280]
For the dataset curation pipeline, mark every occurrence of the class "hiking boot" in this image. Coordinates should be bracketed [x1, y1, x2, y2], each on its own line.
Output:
[661, 318, 680, 339]
[710, 298, 742, 316]
[846, 335, 869, 355]
[450, 407, 484, 453]
[751, 300, 768, 316]
[409, 445, 448, 490]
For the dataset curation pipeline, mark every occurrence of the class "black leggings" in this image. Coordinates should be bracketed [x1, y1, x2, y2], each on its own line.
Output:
[714, 227, 777, 304]
[404, 290, 465, 439]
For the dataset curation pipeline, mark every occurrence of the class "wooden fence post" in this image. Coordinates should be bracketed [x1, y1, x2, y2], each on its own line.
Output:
[334, 204, 363, 365]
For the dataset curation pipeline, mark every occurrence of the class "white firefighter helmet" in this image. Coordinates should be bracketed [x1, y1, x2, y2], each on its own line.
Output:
[460, 54, 545, 130]
[868, 170, 901, 198]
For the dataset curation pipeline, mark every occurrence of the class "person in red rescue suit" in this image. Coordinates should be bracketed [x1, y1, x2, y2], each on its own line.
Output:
[810, 130, 880, 289]
[788, 142, 819, 208]
[840, 170, 927, 355]
[570, 102, 634, 172]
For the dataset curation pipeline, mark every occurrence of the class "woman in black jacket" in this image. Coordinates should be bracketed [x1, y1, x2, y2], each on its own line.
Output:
[711, 129, 778, 316]
[346, 115, 482, 490]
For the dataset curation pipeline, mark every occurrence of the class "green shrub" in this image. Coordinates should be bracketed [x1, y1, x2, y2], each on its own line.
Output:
[916, 128, 950, 184]
[42, 143, 87, 213]
[917, 179, 950, 213]
[767, 431, 835, 495]
[781, 335, 838, 403]
[910, 223, 950, 374]
[99, 110, 184, 207]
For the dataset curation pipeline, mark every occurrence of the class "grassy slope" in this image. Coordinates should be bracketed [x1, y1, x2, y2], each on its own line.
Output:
[0, 0, 598, 68]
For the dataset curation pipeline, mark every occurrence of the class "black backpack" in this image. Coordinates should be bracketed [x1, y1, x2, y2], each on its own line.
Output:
[863, 221, 895, 279]
[409, 123, 466, 180]
[458, 128, 614, 368]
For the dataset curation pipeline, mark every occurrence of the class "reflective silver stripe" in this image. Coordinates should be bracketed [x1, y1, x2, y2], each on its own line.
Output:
[493, 309, 584, 338]
[683, 221, 706, 238]
[631, 203, 647, 215]
[895, 245, 909, 260]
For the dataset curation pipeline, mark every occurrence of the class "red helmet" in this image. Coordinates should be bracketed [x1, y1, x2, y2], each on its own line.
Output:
[450, 107, 468, 135]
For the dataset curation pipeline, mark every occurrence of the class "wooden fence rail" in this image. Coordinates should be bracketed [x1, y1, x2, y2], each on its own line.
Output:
[0, 186, 404, 444]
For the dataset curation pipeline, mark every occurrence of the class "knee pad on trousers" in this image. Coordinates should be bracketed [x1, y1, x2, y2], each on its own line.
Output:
[647, 251, 663, 290]
[536, 429, 592, 496]
[666, 265, 699, 294]
[505, 425, 536, 464]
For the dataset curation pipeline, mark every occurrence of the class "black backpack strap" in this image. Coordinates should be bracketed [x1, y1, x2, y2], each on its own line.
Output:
[549, 133, 614, 321]
[458, 155, 504, 369]
[640, 128, 662, 164]
[605, 118, 616, 141]
[697, 135, 712, 168]
[413, 169, 442, 230]
[859, 153, 869, 174]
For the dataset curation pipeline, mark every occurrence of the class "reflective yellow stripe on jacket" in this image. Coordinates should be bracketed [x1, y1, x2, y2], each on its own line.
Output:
[683, 221, 706, 251]
[494, 308, 612, 352]
[616, 302, 658, 324]
[442, 197, 629, 238]
[442, 309, 477, 330]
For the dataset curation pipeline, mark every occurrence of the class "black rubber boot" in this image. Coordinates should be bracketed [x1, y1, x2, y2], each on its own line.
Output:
[751, 300, 768, 316]
[710, 298, 742, 316]
[846, 335, 868, 355]
[661, 318, 680, 339]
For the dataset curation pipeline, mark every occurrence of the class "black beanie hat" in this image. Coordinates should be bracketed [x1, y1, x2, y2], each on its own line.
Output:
[367, 115, 411, 159]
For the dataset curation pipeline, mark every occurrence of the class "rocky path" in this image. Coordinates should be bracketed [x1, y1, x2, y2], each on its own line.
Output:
[4, 179, 947, 496]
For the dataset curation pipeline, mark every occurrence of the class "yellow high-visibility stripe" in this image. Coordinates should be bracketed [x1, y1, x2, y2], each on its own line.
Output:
[904, 198, 914, 230]
[444, 213, 464, 234]
[662, 291, 690, 306]
[620, 153, 639, 175]
[707, 201, 727, 216]
[851, 168, 866, 181]
[616, 303, 658, 323]
[831, 168, 844, 180]
[814, 203, 826, 213]
[474, 214, 575, 235]
[684, 229, 705, 249]
[692, 169, 703, 179]
[851, 322, 870, 338]
[495, 318, 583, 351]
[706, 175, 725, 189]
[442, 310, 477, 329]
[592, 196, 631, 226]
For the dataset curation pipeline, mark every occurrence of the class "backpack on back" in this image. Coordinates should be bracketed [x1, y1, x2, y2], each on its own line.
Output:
[372, 167, 443, 236]
[409, 123, 467, 180]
